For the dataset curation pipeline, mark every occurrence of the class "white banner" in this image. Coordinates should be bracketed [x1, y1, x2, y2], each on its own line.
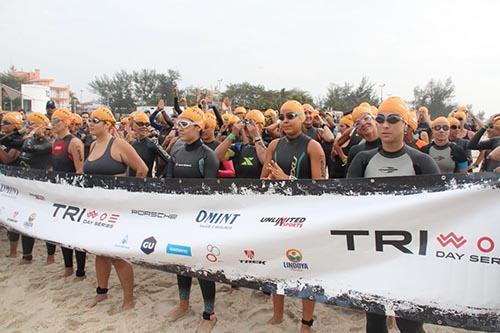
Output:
[0, 167, 499, 331]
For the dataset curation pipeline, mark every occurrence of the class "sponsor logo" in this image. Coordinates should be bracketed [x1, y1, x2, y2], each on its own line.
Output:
[29, 193, 46, 201]
[330, 229, 499, 266]
[23, 213, 37, 228]
[115, 235, 130, 249]
[140, 237, 157, 255]
[51, 203, 120, 229]
[7, 211, 19, 223]
[0, 184, 19, 198]
[240, 249, 266, 265]
[283, 249, 309, 271]
[378, 167, 399, 174]
[205, 244, 221, 263]
[131, 209, 177, 220]
[166, 244, 192, 257]
[195, 210, 240, 230]
[260, 217, 306, 228]
[241, 157, 254, 166]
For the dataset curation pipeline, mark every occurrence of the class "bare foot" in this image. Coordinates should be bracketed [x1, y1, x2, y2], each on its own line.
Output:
[196, 315, 217, 333]
[73, 275, 86, 282]
[300, 324, 313, 333]
[86, 294, 108, 308]
[267, 315, 283, 325]
[46, 255, 55, 265]
[64, 267, 74, 277]
[20, 259, 32, 265]
[122, 299, 134, 311]
[6, 253, 17, 258]
[387, 316, 396, 329]
[167, 305, 191, 322]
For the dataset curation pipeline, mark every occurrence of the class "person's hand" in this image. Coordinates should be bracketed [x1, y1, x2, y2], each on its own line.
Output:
[179, 96, 187, 107]
[206, 90, 214, 104]
[172, 85, 178, 97]
[157, 99, 165, 111]
[266, 160, 288, 180]
[222, 96, 231, 110]
[246, 122, 260, 139]
[231, 122, 244, 136]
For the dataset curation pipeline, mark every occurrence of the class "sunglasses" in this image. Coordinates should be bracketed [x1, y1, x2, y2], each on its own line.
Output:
[450, 125, 459, 130]
[278, 112, 303, 121]
[177, 119, 195, 129]
[375, 114, 402, 125]
[455, 117, 464, 121]
[433, 125, 450, 131]
[354, 114, 373, 127]
[50, 118, 62, 125]
[1, 121, 12, 126]
[89, 118, 104, 124]
[135, 121, 150, 127]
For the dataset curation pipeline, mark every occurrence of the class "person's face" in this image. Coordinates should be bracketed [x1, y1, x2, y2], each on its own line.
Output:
[50, 118, 67, 135]
[432, 124, 450, 143]
[418, 112, 426, 121]
[81, 113, 89, 123]
[304, 109, 314, 126]
[375, 112, 405, 145]
[177, 118, 200, 142]
[201, 127, 215, 141]
[234, 112, 245, 120]
[454, 115, 466, 127]
[448, 124, 460, 140]
[354, 113, 376, 138]
[279, 109, 304, 137]
[46, 107, 55, 119]
[88, 116, 109, 136]
[486, 124, 500, 138]
[0, 120, 16, 134]
[339, 123, 349, 134]
[132, 120, 150, 138]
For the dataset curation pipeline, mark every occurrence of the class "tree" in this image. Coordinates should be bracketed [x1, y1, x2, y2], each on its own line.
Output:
[0, 66, 27, 111]
[411, 78, 457, 118]
[322, 77, 380, 113]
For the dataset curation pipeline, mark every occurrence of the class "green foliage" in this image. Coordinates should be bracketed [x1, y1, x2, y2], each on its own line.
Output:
[0, 66, 27, 111]
[411, 78, 457, 118]
[322, 77, 380, 113]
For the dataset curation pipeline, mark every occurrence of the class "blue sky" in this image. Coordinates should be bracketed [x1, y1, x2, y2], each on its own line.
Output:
[1, 0, 499, 115]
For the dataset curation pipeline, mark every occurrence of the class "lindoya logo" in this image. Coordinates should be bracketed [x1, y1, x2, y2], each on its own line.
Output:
[141, 237, 157, 255]
[195, 210, 241, 230]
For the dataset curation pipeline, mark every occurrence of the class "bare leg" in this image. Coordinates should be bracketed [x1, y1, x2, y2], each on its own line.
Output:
[168, 275, 192, 322]
[301, 299, 315, 333]
[7, 241, 18, 258]
[196, 313, 217, 333]
[112, 259, 134, 310]
[267, 294, 284, 325]
[87, 255, 112, 308]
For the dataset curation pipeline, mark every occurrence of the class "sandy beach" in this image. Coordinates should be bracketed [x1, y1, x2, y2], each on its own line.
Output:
[0, 233, 482, 333]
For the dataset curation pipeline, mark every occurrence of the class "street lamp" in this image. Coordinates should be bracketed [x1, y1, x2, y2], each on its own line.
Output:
[378, 83, 386, 102]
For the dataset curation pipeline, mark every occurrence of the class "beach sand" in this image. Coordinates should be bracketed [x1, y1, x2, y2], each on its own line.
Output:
[0, 234, 481, 333]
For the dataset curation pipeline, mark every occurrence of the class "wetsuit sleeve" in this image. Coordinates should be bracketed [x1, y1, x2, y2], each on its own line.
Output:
[408, 149, 441, 175]
[209, 105, 224, 128]
[173, 96, 182, 115]
[166, 155, 175, 178]
[346, 144, 361, 169]
[346, 151, 370, 178]
[149, 110, 162, 131]
[450, 144, 468, 171]
[23, 138, 52, 155]
[0, 134, 24, 150]
[467, 128, 493, 150]
[203, 148, 220, 179]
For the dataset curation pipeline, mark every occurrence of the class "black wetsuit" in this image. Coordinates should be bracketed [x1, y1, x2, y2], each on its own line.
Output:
[416, 121, 431, 139]
[18, 134, 55, 260]
[129, 137, 163, 177]
[229, 143, 263, 179]
[347, 138, 382, 169]
[303, 126, 319, 141]
[51, 134, 86, 276]
[420, 142, 468, 173]
[451, 137, 472, 166]
[83, 138, 127, 175]
[204, 140, 220, 151]
[332, 134, 362, 178]
[272, 133, 312, 179]
[347, 145, 437, 333]
[166, 138, 219, 317]
[76, 127, 94, 159]
[468, 128, 500, 172]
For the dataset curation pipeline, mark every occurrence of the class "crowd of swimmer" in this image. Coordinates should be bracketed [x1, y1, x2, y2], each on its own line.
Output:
[1, 92, 499, 333]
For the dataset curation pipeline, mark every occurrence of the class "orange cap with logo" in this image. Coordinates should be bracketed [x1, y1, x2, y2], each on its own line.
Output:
[340, 115, 354, 127]
[264, 109, 277, 117]
[418, 106, 429, 114]
[303, 104, 314, 113]
[378, 96, 410, 124]
[351, 103, 373, 123]
[3, 112, 24, 129]
[92, 107, 116, 125]
[234, 106, 247, 115]
[280, 100, 305, 121]
[132, 112, 149, 123]
[448, 117, 461, 127]
[52, 108, 73, 126]
[27, 112, 50, 126]
[71, 113, 83, 125]
[432, 117, 450, 128]
[453, 111, 467, 120]
[407, 111, 418, 131]
[245, 109, 265, 126]
[179, 107, 205, 128]
[204, 112, 217, 129]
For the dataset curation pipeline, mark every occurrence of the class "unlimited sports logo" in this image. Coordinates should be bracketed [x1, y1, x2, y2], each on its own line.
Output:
[283, 249, 309, 271]
[52, 203, 120, 229]
[260, 217, 306, 228]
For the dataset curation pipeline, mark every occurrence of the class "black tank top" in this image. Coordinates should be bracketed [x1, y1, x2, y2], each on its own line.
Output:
[52, 134, 76, 172]
[83, 137, 127, 175]
[273, 133, 311, 179]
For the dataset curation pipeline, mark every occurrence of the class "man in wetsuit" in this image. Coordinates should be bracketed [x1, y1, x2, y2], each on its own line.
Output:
[447, 116, 472, 167]
[405, 110, 427, 150]
[46, 100, 57, 120]
[467, 114, 500, 172]
[165, 106, 220, 333]
[346, 103, 381, 168]
[347, 97, 439, 333]
[0, 111, 25, 258]
[420, 117, 468, 174]
[51, 108, 87, 279]
[260, 100, 326, 333]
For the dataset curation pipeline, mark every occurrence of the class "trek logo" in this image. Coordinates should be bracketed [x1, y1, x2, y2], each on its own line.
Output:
[166, 244, 192, 257]
[205, 244, 221, 263]
[331, 229, 499, 266]
[436, 232, 467, 249]
[7, 211, 19, 223]
[0, 184, 19, 198]
[115, 235, 130, 249]
[140, 237, 157, 255]
[52, 203, 120, 229]
[131, 209, 177, 220]
[240, 249, 266, 265]
[283, 249, 309, 271]
[24, 213, 37, 228]
[241, 157, 254, 166]
[195, 210, 241, 230]
[260, 217, 306, 228]
[378, 167, 399, 174]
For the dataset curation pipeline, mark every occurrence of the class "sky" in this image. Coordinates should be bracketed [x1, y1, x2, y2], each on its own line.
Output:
[1, 0, 499, 115]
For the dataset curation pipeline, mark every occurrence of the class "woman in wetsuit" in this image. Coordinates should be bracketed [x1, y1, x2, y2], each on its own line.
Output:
[84, 107, 147, 311]
[165, 107, 220, 333]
